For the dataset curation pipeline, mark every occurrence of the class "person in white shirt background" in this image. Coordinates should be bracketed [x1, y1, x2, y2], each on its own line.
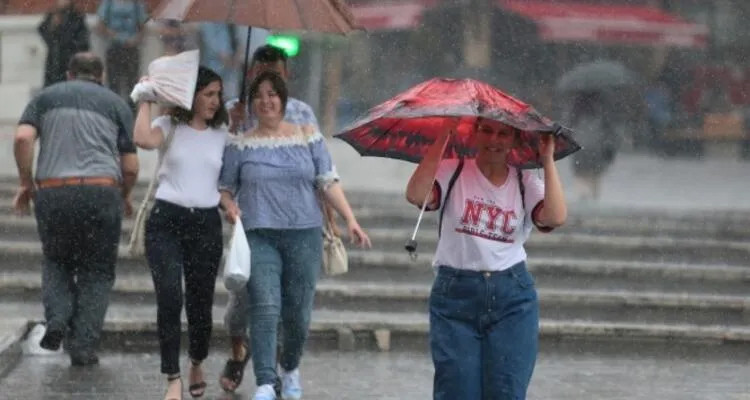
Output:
[405, 118, 567, 400]
[133, 66, 230, 400]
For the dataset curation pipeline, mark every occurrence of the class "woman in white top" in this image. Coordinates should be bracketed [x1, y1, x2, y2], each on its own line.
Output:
[405, 119, 567, 400]
[133, 66, 229, 400]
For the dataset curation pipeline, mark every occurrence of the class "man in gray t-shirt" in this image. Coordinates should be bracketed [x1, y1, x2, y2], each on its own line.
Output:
[13, 52, 138, 366]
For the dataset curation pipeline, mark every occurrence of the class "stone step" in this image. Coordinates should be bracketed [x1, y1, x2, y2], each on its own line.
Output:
[1, 216, 749, 266]
[1, 241, 748, 293]
[0, 190, 749, 239]
[3, 271, 750, 327]
[354, 228, 750, 265]
[3, 301, 750, 350]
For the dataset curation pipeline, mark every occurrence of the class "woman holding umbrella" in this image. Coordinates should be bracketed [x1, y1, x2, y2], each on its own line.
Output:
[405, 119, 567, 399]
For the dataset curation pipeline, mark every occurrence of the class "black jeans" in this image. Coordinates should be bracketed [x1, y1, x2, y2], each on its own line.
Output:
[34, 185, 122, 357]
[145, 200, 223, 375]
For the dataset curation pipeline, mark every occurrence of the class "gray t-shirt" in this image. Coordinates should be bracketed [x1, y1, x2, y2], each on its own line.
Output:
[19, 79, 136, 181]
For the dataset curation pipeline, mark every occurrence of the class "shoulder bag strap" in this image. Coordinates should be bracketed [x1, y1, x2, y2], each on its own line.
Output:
[143, 118, 176, 201]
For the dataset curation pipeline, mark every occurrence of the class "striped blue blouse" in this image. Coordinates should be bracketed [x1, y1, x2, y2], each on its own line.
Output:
[218, 126, 339, 230]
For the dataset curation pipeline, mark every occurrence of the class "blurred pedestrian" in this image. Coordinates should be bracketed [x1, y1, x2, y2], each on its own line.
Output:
[38, 0, 90, 87]
[158, 20, 187, 56]
[133, 66, 229, 400]
[96, 0, 148, 104]
[198, 22, 242, 101]
[12, 52, 138, 367]
[218, 71, 371, 400]
[567, 91, 621, 201]
[405, 120, 567, 400]
[643, 78, 674, 152]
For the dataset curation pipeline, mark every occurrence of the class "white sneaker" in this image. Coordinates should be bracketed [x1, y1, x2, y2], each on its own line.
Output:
[22, 323, 62, 356]
[280, 368, 302, 400]
[253, 384, 277, 400]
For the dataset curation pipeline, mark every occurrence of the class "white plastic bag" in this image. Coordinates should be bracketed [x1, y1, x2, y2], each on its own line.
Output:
[223, 219, 251, 291]
[130, 49, 200, 109]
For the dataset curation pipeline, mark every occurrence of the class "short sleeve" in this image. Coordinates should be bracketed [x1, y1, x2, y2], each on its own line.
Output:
[116, 100, 136, 153]
[151, 115, 171, 139]
[18, 94, 44, 130]
[521, 169, 552, 232]
[96, 0, 109, 22]
[425, 159, 461, 211]
[307, 130, 339, 190]
[297, 102, 320, 131]
[218, 140, 242, 196]
[137, 2, 148, 25]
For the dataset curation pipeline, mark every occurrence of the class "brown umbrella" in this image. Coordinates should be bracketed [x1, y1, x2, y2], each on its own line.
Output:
[151, 0, 361, 101]
[151, 0, 360, 35]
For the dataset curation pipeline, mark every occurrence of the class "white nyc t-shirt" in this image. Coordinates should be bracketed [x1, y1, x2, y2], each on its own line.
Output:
[152, 116, 228, 208]
[429, 159, 548, 271]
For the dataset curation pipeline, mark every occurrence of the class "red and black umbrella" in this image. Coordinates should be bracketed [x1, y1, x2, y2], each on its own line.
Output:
[336, 78, 581, 169]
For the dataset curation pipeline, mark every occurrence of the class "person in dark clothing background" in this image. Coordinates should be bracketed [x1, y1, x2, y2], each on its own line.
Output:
[13, 52, 138, 367]
[38, 0, 90, 87]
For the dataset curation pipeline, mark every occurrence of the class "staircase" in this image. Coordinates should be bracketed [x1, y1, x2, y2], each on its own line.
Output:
[1, 179, 749, 351]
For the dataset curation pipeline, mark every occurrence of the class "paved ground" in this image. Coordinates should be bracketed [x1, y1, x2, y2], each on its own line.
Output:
[2, 345, 750, 400]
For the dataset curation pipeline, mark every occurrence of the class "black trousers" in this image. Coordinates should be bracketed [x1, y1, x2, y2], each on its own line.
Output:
[34, 185, 122, 357]
[105, 43, 139, 106]
[145, 200, 223, 375]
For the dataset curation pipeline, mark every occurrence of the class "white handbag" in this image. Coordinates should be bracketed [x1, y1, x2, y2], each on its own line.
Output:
[223, 219, 251, 291]
[320, 196, 348, 276]
[127, 121, 176, 257]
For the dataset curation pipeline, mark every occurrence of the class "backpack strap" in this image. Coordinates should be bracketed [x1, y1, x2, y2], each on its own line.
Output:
[438, 158, 464, 238]
[517, 167, 525, 212]
[517, 167, 527, 230]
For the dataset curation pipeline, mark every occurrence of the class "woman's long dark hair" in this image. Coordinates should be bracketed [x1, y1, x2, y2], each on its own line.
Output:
[169, 66, 229, 128]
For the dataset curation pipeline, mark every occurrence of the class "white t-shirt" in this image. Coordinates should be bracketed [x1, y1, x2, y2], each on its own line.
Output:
[430, 159, 548, 271]
[152, 116, 228, 208]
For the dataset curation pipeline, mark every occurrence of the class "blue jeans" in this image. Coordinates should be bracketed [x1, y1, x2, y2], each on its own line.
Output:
[246, 228, 322, 386]
[430, 262, 539, 400]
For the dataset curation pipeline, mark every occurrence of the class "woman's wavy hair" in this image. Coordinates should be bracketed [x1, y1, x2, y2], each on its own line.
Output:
[169, 66, 228, 128]
[247, 71, 289, 115]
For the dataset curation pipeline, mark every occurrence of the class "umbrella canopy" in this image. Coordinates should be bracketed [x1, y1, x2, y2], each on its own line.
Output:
[151, 0, 360, 34]
[336, 78, 581, 169]
[556, 60, 638, 93]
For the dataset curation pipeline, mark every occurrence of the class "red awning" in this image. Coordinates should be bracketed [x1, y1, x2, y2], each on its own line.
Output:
[351, 1, 435, 31]
[500, 1, 709, 49]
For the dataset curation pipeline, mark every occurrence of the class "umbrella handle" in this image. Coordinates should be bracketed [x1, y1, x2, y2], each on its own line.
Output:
[405, 134, 452, 261]
[404, 196, 429, 261]
[238, 26, 253, 105]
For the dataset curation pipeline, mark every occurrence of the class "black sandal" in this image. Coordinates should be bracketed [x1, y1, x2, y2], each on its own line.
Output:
[219, 345, 251, 392]
[188, 360, 207, 398]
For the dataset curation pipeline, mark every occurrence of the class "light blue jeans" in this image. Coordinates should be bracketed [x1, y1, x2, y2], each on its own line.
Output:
[430, 262, 539, 400]
[245, 228, 322, 387]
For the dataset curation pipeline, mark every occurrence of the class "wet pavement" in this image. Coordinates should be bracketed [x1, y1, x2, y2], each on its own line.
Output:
[2, 345, 750, 400]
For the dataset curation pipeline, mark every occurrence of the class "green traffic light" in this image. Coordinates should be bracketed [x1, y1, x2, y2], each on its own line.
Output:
[266, 35, 300, 57]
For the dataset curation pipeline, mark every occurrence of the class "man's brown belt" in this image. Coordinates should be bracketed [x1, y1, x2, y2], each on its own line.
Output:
[36, 176, 118, 189]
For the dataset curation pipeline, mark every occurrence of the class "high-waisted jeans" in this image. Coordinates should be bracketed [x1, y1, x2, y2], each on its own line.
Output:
[430, 261, 539, 400]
